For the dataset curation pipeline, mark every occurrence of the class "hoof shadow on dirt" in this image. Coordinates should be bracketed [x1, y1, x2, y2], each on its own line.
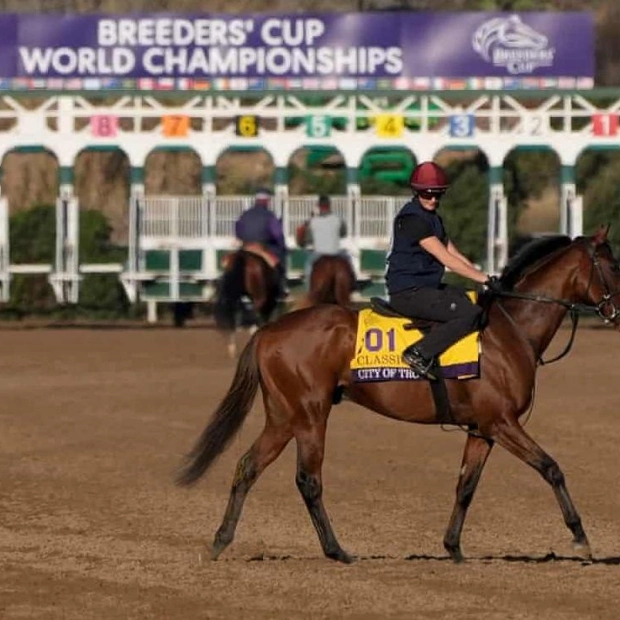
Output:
[220, 552, 620, 565]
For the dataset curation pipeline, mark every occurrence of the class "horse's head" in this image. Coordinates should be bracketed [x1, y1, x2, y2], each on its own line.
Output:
[574, 226, 620, 325]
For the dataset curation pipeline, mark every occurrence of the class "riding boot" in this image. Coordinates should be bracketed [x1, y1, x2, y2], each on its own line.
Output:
[402, 345, 437, 380]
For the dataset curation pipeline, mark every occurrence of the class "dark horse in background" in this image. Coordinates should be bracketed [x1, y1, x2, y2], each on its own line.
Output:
[180, 228, 620, 563]
[296, 255, 357, 309]
[214, 244, 280, 357]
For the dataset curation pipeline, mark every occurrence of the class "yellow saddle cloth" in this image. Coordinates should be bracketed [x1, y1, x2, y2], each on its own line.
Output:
[350, 307, 480, 383]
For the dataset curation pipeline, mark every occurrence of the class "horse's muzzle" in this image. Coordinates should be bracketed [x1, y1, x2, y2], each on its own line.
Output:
[596, 298, 620, 325]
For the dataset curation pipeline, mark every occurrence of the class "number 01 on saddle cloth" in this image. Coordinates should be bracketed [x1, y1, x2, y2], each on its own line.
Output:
[350, 296, 481, 383]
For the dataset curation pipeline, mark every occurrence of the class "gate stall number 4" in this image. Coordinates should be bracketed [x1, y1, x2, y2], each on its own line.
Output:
[375, 114, 404, 138]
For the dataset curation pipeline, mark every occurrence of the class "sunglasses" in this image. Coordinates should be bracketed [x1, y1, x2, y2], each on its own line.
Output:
[418, 190, 445, 200]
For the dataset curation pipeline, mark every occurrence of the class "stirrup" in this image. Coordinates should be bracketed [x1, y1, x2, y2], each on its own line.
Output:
[402, 347, 437, 380]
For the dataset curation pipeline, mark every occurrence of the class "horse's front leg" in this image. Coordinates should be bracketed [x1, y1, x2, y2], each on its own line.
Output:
[444, 432, 494, 562]
[492, 419, 591, 559]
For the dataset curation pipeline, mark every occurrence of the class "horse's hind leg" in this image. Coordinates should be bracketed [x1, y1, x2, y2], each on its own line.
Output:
[443, 433, 494, 562]
[211, 396, 292, 560]
[226, 329, 237, 358]
[493, 420, 591, 559]
[295, 418, 354, 563]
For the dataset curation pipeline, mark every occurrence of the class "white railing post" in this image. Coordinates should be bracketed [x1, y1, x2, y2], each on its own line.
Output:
[0, 197, 9, 302]
[569, 195, 583, 239]
[560, 183, 576, 237]
[51, 196, 66, 303]
[66, 196, 80, 304]
[487, 185, 506, 275]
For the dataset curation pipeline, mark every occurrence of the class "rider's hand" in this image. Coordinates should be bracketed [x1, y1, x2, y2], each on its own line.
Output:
[485, 275, 503, 293]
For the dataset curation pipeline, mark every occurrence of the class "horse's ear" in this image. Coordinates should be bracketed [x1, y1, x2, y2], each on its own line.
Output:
[593, 224, 610, 245]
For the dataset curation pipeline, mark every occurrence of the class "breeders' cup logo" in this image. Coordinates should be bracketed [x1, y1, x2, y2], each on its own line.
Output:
[472, 15, 555, 74]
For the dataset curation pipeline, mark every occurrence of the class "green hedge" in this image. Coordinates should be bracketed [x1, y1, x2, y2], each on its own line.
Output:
[2, 204, 140, 320]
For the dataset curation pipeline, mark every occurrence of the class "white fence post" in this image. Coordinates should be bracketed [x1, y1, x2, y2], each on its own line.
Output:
[0, 197, 9, 302]
[569, 195, 583, 239]
[486, 186, 508, 275]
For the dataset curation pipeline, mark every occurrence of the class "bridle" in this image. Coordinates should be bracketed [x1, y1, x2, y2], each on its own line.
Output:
[588, 242, 620, 322]
[492, 240, 620, 365]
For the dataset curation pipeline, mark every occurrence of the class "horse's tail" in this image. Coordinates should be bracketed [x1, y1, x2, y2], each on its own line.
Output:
[215, 252, 246, 328]
[175, 334, 260, 486]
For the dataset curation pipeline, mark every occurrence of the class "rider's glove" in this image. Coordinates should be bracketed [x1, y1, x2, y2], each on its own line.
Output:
[485, 275, 503, 293]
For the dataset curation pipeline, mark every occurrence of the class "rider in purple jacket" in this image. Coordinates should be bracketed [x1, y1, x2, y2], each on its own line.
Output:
[235, 189, 288, 296]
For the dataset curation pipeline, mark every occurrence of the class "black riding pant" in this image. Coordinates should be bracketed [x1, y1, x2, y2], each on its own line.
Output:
[389, 284, 482, 359]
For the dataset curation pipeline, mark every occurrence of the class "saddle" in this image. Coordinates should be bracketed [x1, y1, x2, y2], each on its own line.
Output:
[369, 297, 434, 332]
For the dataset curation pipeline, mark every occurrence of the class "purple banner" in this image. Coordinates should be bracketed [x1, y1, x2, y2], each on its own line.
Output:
[0, 12, 593, 81]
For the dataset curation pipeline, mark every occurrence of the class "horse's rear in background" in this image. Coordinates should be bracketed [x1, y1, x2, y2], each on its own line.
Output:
[296, 254, 356, 309]
[214, 248, 279, 356]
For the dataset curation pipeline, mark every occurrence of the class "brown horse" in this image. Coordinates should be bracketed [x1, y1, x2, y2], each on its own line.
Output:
[296, 254, 356, 309]
[179, 228, 620, 563]
[214, 247, 280, 357]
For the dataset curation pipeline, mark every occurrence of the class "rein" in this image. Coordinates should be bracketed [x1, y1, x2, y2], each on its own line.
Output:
[494, 292, 583, 365]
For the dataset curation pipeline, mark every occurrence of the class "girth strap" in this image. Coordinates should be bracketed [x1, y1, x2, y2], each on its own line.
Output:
[428, 367, 455, 424]
[416, 323, 454, 424]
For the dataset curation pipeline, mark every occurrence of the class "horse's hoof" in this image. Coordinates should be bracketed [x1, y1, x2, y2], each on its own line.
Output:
[445, 546, 465, 563]
[573, 540, 592, 560]
[327, 549, 356, 564]
[211, 541, 228, 561]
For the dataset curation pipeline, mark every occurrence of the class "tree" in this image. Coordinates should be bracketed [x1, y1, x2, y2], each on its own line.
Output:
[441, 160, 489, 265]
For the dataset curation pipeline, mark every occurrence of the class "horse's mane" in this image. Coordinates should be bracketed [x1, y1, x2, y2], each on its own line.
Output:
[500, 235, 572, 290]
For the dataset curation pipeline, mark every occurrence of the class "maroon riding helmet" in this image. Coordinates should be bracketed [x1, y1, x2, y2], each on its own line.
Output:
[409, 161, 449, 194]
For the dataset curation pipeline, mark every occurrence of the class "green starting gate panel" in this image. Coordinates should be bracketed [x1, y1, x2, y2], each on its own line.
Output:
[179, 249, 202, 271]
[144, 249, 203, 272]
[141, 281, 206, 299]
[359, 280, 387, 298]
[360, 249, 387, 275]
[145, 249, 170, 271]
[288, 248, 306, 272]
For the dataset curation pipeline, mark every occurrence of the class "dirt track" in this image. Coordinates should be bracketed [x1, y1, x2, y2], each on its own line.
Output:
[1, 324, 620, 619]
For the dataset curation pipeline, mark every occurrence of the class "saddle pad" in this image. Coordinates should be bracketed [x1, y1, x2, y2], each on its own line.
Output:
[220, 244, 279, 270]
[350, 308, 480, 382]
